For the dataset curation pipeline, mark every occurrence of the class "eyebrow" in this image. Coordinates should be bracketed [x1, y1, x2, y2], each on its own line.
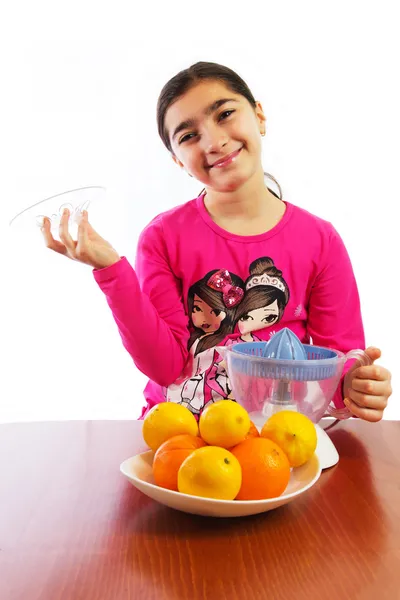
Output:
[171, 98, 239, 141]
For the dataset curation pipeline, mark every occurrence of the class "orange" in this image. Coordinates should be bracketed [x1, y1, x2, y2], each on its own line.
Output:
[245, 420, 260, 440]
[230, 437, 291, 500]
[142, 403, 198, 452]
[199, 400, 251, 448]
[152, 434, 207, 491]
[227, 420, 259, 451]
[178, 446, 242, 500]
[261, 410, 317, 467]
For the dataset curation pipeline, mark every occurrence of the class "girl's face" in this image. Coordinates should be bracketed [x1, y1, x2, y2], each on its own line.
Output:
[238, 299, 280, 335]
[164, 80, 266, 193]
[191, 294, 226, 333]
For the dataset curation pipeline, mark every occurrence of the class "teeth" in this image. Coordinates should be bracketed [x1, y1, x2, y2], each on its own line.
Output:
[215, 156, 231, 167]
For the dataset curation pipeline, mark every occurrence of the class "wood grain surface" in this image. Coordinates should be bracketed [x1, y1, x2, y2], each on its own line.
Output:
[0, 419, 399, 600]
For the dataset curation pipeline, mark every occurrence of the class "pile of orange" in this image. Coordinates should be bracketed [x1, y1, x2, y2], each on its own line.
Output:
[142, 401, 317, 501]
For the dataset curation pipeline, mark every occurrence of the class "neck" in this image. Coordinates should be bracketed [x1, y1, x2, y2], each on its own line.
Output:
[202, 168, 286, 235]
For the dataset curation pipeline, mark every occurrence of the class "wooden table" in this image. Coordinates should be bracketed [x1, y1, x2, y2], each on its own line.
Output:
[0, 419, 399, 600]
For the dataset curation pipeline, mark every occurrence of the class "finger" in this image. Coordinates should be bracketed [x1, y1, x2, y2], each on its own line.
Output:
[58, 209, 76, 255]
[76, 209, 97, 235]
[83, 212, 98, 235]
[76, 210, 93, 263]
[350, 377, 390, 396]
[77, 210, 89, 246]
[347, 388, 388, 410]
[343, 398, 384, 422]
[351, 364, 390, 382]
[41, 217, 67, 255]
[365, 346, 382, 362]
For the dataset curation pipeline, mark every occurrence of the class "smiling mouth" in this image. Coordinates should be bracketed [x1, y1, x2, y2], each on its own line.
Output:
[207, 147, 243, 169]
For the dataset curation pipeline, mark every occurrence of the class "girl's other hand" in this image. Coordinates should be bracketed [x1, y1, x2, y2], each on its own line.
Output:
[41, 209, 121, 270]
[344, 347, 393, 422]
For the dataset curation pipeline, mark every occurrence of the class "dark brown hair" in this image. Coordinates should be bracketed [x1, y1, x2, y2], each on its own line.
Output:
[188, 269, 245, 355]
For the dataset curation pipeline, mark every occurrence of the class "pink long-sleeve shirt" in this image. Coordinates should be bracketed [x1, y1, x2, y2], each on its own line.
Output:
[93, 193, 365, 419]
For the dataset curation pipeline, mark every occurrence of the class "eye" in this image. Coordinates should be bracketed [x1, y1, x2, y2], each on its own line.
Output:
[263, 314, 278, 324]
[218, 110, 235, 121]
[193, 305, 202, 313]
[179, 132, 197, 144]
[211, 309, 222, 317]
[240, 315, 253, 322]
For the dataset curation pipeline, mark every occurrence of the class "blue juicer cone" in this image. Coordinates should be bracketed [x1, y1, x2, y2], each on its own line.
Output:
[231, 328, 339, 381]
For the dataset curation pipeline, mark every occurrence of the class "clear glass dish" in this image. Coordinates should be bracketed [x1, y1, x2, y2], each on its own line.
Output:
[9, 186, 106, 238]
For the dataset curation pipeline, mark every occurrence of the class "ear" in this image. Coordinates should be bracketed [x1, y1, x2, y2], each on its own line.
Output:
[254, 101, 267, 136]
[172, 154, 185, 169]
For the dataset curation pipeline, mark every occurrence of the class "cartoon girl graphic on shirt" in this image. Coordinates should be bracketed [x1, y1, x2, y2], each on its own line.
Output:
[234, 257, 290, 339]
[166, 269, 244, 413]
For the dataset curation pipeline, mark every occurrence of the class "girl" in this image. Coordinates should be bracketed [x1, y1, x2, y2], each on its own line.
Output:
[41, 61, 392, 421]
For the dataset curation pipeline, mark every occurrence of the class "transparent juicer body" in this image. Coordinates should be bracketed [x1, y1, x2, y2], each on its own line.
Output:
[222, 344, 366, 430]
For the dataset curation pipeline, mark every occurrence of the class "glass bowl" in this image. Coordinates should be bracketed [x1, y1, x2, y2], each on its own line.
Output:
[9, 186, 106, 238]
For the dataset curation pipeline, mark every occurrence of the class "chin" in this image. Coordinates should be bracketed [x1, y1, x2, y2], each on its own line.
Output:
[212, 175, 250, 194]
[213, 164, 260, 193]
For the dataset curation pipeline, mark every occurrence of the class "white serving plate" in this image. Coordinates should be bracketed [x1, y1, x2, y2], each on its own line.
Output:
[120, 450, 321, 518]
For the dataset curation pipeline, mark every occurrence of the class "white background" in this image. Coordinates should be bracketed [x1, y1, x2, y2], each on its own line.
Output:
[1, 1, 398, 422]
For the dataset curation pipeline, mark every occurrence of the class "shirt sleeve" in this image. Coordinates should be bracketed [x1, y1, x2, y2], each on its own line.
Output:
[93, 216, 190, 387]
[306, 225, 366, 414]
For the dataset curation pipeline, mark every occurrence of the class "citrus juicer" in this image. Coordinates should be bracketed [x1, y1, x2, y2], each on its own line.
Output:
[217, 328, 371, 469]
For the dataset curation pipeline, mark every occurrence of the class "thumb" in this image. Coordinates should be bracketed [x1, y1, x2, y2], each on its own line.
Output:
[365, 346, 381, 364]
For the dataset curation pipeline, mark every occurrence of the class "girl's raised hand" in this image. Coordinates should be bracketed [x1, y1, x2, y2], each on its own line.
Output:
[41, 208, 121, 270]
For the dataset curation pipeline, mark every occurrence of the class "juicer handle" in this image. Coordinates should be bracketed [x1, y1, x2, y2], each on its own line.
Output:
[345, 349, 372, 367]
[326, 349, 372, 419]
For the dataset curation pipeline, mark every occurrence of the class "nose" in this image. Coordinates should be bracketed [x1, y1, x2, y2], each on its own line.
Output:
[201, 123, 228, 154]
